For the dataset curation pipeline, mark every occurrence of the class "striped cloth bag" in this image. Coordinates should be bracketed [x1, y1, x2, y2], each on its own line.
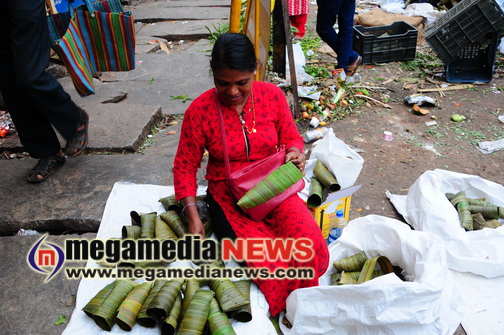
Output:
[48, 0, 135, 96]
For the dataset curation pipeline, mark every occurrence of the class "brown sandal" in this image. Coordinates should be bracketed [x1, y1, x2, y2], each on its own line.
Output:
[346, 55, 362, 77]
[27, 155, 66, 183]
[65, 109, 89, 157]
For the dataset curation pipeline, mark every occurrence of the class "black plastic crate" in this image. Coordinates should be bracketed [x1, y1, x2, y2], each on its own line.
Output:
[425, 0, 504, 64]
[353, 21, 418, 65]
[445, 32, 499, 83]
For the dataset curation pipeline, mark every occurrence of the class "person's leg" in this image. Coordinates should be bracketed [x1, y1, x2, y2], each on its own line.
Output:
[316, 0, 343, 56]
[289, 14, 308, 38]
[336, 0, 360, 72]
[0, 0, 81, 158]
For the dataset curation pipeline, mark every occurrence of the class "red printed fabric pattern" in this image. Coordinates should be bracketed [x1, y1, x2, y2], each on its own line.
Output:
[288, 0, 309, 16]
[173, 81, 328, 315]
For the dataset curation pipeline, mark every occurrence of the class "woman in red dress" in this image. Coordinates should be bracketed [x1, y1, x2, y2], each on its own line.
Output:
[173, 33, 329, 316]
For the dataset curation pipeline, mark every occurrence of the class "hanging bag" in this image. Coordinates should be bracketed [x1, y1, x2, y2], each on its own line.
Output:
[47, 0, 135, 96]
[215, 91, 305, 221]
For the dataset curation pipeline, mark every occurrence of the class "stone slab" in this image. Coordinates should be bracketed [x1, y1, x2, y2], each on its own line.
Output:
[138, 19, 227, 40]
[133, 4, 228, 22]
[0, 233, 95, 335]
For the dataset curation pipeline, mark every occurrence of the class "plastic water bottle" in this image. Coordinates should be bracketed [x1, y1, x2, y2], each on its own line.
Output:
[327, 210, 347, 245]
[303, 127, 330, 143]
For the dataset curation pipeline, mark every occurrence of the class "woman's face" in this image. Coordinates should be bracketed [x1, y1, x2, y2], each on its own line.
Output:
[213, 67, 255, 107]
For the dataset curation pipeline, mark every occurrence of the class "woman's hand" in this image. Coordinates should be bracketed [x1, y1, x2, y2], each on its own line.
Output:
[285, 147, 306, 174]
[182, 196, 206, 238]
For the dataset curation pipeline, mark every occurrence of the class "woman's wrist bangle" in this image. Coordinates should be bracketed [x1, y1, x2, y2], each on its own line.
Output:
[287, 147, 301, 154]
[182, 203, 197, 216]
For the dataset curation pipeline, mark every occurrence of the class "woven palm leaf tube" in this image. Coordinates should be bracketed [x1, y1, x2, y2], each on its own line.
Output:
[161, 293, 182, 335]
[147, 279, 185, 323]
[137, 280, 167, 327]
[333, 251, 368, 272]
[208, 279, 250, 313]
[122, 225, 141, 239]
[307, 177, 324, 208]
[228, 280, 252, 322]
[313, 160, 340, 192]
[159, 195, 181, 211]
[82, 281, 116, 317]
[92, 280, 137, 331]
[155, 215, 178, 240]
[331, 270, 384, 285]
[178, 289, 215, 335]
[160, 211, 187, 238]
[450, 191, 473, 230]
[140, 212, 157, 238]
[237, 162, 303, 210]
[208, 297, 236, 335]
[357, 256, 394, 284]
[472, 212, 487, 230]
[116, 282, 152, 331]
[180, 278, 200, 321]
[468, 205, 500, 220]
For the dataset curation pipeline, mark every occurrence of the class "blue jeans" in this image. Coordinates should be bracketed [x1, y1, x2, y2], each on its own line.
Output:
[316, 0, 359, 71]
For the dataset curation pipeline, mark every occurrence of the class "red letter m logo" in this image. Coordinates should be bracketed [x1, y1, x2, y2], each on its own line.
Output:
[38, 249, 56, 266]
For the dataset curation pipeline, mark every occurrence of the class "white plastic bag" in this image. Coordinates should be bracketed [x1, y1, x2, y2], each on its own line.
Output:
[286, 42, 314, 84]
[281, 215, 464, 335]
[388, 169, 504, 278]
[309, 129, 364, 189]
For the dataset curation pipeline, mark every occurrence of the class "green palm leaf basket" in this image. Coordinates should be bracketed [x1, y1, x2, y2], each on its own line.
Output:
[137, 280, 167, 327]
[237, 161, 303, 210]
[450, 191, 474, 231]
[140, 212, 157, 238]
[160, 211, 187, 238]
[178, 289, 215, 335]
[307, 177, 324, 208]
[161, 293, 182, 335]
[116, 282, 152, 331]
[227, 280, 252, 322]
[208, 278, 250, 313]
[180, 278, 200, 321]
[208, 297, 236, 335]
[147, 279, 185, 323]
[313, 160, 340, 192]
[155, 215, 178, 240]
[122, 225, 141, 239]
[91, 279, 138, 331]
[82, 281, 116, 318]
[159, 195, 181, 211]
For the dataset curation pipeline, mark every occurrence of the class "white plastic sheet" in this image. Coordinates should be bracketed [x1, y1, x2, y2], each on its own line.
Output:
[309, 129, 364, 189]
[388, 169, 504, 278]
[62, 182, 277, 335]
[280, 215, 464, 335]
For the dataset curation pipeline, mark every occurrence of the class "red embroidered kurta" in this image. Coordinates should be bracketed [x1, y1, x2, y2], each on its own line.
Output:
[288, 0, 309, 16]
[173, 81, 329, 316]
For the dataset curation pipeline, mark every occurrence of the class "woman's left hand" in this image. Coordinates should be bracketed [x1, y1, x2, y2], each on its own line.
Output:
[285, 148, 306, 174]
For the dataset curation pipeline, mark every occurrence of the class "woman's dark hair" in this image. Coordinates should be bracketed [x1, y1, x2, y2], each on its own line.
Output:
[210, 33, 257, 73]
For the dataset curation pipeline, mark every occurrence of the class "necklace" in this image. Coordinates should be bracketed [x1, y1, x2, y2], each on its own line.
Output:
[238, 92, 256, 134]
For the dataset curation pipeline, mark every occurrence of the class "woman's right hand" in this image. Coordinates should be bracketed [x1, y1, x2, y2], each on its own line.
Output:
[182, 196, 206, 238]
[188, 217, 206, 238]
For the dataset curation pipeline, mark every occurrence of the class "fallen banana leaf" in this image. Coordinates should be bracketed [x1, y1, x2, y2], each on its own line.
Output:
[209, 279, 250, 313]
[160, 211, 187, 238]
[307, 177, 324, 208]
[181, 278, 200, 321]
[92, 280, 137, 331]
[228, 280, 252, 322]
[116, 282, 152, 331]
[313, 160, 340, 192]
[147, 279, 185, 322]
[178, 289, 215, 335]
[122, 225, 141, 239]
[357, 256, 394, 284]
[237, 162, 303, 210]
[137, 280, 167, 327]
[161, 293, 182, 335]
[140, 212, 157, 238]
[159, 195, 181, 211]
[82, 281, 116, 318]
[333, 251, 368, 272]
[155, 215, 178, 240]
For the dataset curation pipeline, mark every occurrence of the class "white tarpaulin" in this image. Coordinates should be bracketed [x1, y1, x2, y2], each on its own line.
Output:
[280, 215, 464, 335]
[387, 169, 504, 334]
[62, 182, 277, 335]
